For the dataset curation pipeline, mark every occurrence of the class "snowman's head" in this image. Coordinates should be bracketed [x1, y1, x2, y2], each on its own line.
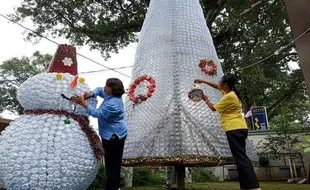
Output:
[17, 73, 97, 115]
[17, 44, 97, 116]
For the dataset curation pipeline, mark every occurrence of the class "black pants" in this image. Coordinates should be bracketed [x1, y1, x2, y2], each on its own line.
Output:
[226, 129, 260, 190]
[102, 134, 126, 190]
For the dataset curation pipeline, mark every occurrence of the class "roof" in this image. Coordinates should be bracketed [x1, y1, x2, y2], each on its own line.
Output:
[0, 117, 13, 133]
[0, 117, 13, 124]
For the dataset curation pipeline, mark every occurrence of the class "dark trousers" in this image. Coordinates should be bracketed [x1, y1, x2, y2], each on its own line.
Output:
[102, 134, 126, 190]
[226, 129, 260, 190]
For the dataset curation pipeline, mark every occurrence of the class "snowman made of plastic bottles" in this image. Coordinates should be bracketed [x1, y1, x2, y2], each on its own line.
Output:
[0, 44, 102, 190]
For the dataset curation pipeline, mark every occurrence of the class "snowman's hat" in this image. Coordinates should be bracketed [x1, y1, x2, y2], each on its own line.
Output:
[47, 44, 78, 75]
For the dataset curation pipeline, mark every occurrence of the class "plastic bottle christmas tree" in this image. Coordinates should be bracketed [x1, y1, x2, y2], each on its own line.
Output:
[0, 45, 102, 190]
[123, 0, 257, 165]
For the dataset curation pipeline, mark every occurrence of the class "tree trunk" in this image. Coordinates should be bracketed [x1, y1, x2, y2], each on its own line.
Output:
[175, 165, 185, 190]
[308, 161, 310, 183]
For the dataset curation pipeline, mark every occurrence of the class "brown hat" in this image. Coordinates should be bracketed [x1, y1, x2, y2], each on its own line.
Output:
[47, 44, 78, 75]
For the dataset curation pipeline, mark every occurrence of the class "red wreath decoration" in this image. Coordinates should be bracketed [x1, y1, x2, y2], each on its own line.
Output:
[199, 58, 217, 76]
[128, 74, 156, 104]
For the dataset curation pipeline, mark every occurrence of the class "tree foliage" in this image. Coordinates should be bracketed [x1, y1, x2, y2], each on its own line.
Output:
[11, 0, 310, 122]
[294, 135, 310, 153]
[0, 52, 51, 115]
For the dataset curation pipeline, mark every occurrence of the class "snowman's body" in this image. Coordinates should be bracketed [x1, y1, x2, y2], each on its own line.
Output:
[0, 73, 100, 190]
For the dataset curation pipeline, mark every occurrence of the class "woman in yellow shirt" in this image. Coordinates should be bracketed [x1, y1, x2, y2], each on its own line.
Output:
[195, 73, 261, 190]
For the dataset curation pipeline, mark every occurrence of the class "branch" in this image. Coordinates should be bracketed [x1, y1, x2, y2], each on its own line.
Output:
[143, 0, 150, 7]
[36, 0, 50, 9]
[245, 32, 261, 55]
[49, 3, 75, 28]
[124, 1, 136, 11]
[281, 52, 299, 62]
[202, 0, 228, 27]
[267, 78, 303, 119]
[240, 0, 263, 16]
[213, 27, 238, 46]
[213, 0, 266, 46]
[0, 79, 16, 83]
[117, 0, 129, 25]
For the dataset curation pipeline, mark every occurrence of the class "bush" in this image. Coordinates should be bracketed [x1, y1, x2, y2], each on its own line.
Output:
[149, 168, 165, 185]
[132, 167, 165, 186]
[191, 167, 218, 182]
[258, 155, 269, 167]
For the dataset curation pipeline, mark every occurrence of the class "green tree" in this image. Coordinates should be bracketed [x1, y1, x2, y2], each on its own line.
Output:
[293, 135, 310, 184]
[0, 51, 52, 115]
[12, 0, 310, 122]
[294, 135, 310, 153]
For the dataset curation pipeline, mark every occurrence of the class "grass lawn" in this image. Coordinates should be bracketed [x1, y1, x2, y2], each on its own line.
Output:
[117, 181, 310, 190]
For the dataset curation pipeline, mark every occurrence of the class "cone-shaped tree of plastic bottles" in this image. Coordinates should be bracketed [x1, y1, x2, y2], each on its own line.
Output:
[123, 0, 257, 166]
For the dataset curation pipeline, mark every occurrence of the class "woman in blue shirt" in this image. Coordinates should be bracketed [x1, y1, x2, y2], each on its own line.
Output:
[72, 78, 127, 190]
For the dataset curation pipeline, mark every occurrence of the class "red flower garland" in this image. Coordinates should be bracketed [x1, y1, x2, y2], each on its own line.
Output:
[24, 109, 104, 160]
[128, 74, 156, 104]
[199, 58, 217, 76]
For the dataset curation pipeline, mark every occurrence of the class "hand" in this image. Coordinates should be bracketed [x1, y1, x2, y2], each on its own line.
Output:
[194, 79, 205, 84]
[71, 94, 88, 108]
[83, 91, 94, 100]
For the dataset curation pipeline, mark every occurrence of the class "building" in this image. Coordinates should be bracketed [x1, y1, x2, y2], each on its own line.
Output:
[214, 130, 310, 181]
[0, 117, 12, 133]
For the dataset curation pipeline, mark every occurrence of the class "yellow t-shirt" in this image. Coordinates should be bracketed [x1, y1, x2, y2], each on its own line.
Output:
[214, 91, 248, 132]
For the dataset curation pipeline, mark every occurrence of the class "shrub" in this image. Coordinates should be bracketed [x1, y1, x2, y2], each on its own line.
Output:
[191, 167, 218, 182]
[132, 167, 165, 186]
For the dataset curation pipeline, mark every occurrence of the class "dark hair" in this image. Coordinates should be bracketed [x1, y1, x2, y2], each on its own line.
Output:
[222, 73, 241, 100]
[106, 78, 125, 97]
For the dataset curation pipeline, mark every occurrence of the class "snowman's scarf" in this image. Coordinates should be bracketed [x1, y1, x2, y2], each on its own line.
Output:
[24, 109, 104, 160]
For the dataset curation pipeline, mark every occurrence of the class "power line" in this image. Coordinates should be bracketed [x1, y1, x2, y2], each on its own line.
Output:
[0, 13, 132, 78]
[240, 27, 310, 70]
[0, 14, 60, 45]
[75, 53, 131, 77]
[79, 65, 133, 75]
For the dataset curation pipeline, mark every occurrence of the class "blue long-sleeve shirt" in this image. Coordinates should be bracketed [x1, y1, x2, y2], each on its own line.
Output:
[86, 87, 127, 140]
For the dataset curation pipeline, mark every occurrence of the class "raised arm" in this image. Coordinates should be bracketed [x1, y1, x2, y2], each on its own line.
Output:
[91, 87, 107, 99]
[194, 79, 219, 90]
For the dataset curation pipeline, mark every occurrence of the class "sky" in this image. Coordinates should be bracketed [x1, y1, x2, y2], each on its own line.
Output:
[0, 1, 137, 129]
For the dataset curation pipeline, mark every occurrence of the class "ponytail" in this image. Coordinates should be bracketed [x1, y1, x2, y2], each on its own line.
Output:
[222, 73, 241, 100]
[232, 86, 241, 100]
